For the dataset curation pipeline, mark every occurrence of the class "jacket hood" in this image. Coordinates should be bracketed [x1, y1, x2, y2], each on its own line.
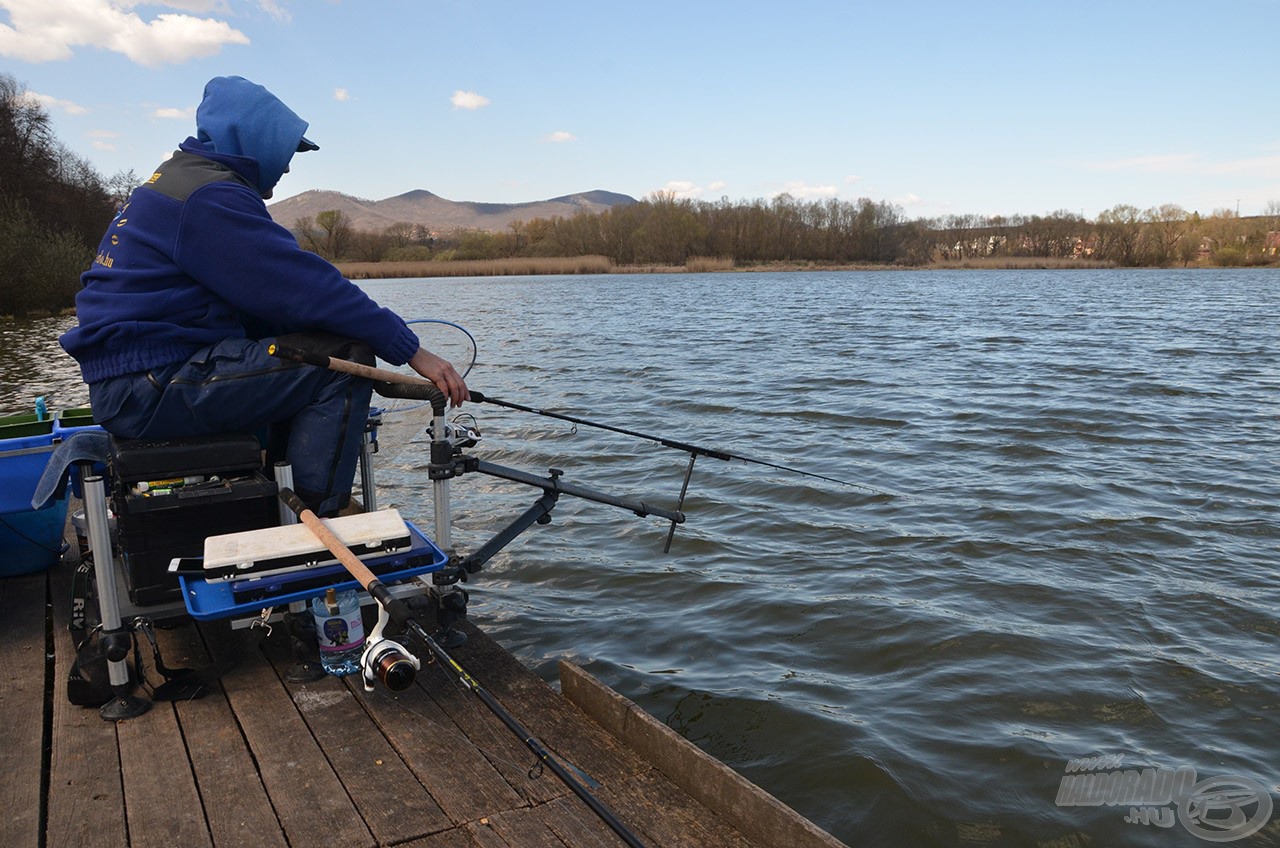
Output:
[195, 76, 312, 197]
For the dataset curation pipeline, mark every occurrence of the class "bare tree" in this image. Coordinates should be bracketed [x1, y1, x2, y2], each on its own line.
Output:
[315, 209, 353, 260]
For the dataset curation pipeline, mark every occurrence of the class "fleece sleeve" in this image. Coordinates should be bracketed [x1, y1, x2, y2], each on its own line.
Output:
[171, 181, 421, 365]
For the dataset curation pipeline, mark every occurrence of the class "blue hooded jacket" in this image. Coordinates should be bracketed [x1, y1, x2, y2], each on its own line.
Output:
[196, 75, 309, 198]
[60, 76, 420, 384]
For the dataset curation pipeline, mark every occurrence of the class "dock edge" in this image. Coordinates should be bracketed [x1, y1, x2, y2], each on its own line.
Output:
[558, 661, 849, 848]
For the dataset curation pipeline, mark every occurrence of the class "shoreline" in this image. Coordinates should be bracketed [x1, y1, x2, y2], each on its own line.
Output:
[4, 259, 1273, 319]
[336, 255, 1168, 280]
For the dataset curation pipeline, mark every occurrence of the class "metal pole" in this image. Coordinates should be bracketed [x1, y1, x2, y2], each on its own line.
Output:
[274, 461, 297, 525]
[359, 426, 378, 512]
[83, 472, 150, 720]
[431, 409, 452, 552]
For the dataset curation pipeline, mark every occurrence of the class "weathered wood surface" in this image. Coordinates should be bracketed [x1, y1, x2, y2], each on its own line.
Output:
[1, 552, 846, 847]
[0, 570, 48, 848]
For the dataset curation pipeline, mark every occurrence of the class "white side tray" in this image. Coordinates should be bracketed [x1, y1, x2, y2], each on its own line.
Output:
[200, 508, 411, 580]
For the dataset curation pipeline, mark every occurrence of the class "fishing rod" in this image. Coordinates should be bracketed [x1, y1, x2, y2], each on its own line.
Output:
[268, 343, 872, 550]
[276, 487, 649, 848]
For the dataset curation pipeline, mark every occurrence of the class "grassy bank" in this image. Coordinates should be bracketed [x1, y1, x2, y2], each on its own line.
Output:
[929, 256, 1118, 270]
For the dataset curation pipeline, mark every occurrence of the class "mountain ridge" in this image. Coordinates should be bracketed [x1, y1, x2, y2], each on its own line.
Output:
[267, 188, 637, 234]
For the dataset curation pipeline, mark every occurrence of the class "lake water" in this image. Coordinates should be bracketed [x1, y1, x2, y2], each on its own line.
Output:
[4, 269, 1278, 847]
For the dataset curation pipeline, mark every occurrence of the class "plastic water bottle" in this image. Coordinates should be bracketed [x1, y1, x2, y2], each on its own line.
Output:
[310, 588, 365, 676]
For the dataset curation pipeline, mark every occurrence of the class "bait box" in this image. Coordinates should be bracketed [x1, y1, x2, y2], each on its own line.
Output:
[114, 472, 278, 605]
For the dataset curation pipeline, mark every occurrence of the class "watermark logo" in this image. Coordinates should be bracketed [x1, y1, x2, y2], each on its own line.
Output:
[1056, 756, 1272, 842]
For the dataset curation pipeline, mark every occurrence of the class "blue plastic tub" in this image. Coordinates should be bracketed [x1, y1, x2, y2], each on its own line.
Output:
[0, 410, 64, 575]
[0, 418, 56, 514]
[54, 407, 101, 438]
[0, 500, 68, 575]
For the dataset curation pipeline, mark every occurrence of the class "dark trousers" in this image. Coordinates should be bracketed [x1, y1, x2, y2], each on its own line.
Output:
[89, 333, 374, 515]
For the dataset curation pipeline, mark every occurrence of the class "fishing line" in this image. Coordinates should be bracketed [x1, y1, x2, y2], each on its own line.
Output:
[376, 319, 478, 418]
[468, 391, 879, 492]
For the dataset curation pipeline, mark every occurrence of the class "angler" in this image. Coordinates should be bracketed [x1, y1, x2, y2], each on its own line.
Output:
[57, 74, 467, 518]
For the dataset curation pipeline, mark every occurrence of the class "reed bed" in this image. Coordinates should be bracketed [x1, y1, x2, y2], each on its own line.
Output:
[336, 253, 1137, 282]
[338, 255, 615, 279]
[685, 256, 736, 272]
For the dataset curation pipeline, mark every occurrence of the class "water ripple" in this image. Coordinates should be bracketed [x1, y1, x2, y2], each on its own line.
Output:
[11, 269, 1280, 847]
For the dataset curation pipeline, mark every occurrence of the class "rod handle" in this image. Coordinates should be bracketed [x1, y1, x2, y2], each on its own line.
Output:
[277, 488, 411, 624]
[267, 342, 330, 368]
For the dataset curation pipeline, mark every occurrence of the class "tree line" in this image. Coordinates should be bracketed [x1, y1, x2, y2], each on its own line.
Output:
[0, 73, 131, 316]
[298, 194, 1280, 270]
[3, 70, 1278, 317]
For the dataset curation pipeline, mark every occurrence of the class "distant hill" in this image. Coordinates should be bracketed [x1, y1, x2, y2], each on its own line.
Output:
[267, 188, 637, 234]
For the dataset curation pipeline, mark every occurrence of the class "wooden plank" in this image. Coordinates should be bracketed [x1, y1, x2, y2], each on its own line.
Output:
[540, 794, 629, 848]
[597, 767, 755, 848]
[397, 827, 478, 848]
[560, 661, 847, 848]
[352, 666, 527, 825]
[443, 623, 652, 789]
[204, 622, 375, 848]
[117, 700, 212, 848]
[461, 819, 511, 848]
[45, 560, 128, 848]
[0, 570, 49, 848]
[481, 805, 569, 848]
[416, 651, 567, 807]
[158, 621, 289, 848]
[259, 627, 452, 845]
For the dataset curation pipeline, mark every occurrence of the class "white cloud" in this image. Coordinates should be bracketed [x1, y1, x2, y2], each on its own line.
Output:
[152, 105, 194, 119]
[87, 128, 117, 150]
[116, 0, 232, 11]
[658, 180, 704, 200]
[1206, 155, 1280, 177]
[450, 90, 490, 110]
[23, 90, 87, 114]
[1087, 153, 1198, 173]
[546, 130, 575, 143]
[255, 0, 290, 22]
[844, 174, 861, 184]
[896, 192, 923, 207]
[333, 87, 351, 102]
[0, 0, 249, 66]
[709, 180, 726, 191]
[771, 181, 838, 199]
[1085, 150, 1280, 180]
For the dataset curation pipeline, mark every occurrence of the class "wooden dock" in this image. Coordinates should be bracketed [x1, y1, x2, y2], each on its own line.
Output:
[0, 547, 846, 847]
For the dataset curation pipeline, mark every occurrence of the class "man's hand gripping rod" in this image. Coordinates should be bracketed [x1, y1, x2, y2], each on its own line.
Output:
[276, 488, 648, 848]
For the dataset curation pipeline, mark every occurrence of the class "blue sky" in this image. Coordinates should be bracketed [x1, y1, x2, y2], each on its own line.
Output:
[3, 0, 1278, 219]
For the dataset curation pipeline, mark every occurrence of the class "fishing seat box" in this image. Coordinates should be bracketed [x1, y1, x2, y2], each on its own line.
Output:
[109, 433, 278, 605]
